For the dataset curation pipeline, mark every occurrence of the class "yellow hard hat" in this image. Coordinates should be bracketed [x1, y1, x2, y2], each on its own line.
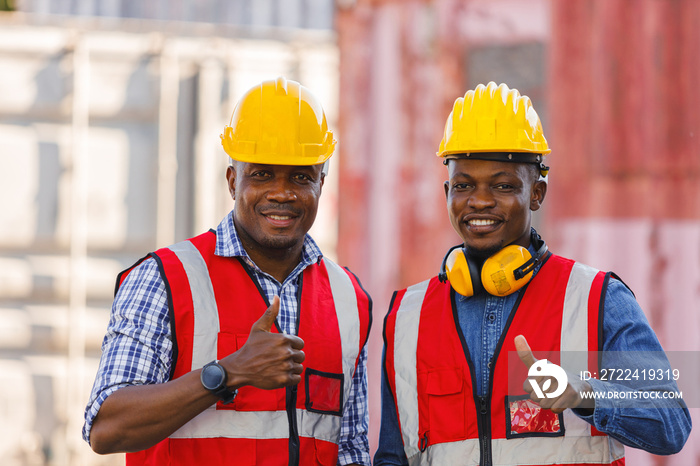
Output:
[221, 76, 336, 165]
[437, 82, 550, 159]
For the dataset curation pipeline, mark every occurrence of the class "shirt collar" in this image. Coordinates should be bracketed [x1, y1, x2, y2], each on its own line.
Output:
[215, 210, 323, 269]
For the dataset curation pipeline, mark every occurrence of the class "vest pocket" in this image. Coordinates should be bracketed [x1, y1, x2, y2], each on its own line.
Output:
[425, 368, 467, 442]
[305, 368, 344, 416]
[505, 395, 564, 438]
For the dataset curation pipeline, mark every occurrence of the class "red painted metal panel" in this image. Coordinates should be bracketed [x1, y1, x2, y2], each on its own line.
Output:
[336, 1, 466, 454]
[337, 0, 700, 462]
[547, 0, 700, 223]
[548, 3, 700, 463]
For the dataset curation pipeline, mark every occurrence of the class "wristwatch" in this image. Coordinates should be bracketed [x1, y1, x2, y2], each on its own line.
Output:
[200, 361, 236, 404]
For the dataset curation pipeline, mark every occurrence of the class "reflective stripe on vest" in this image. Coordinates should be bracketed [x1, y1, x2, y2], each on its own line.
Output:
[407, 439, 479, 466]
[410, 436, 623, 466]
[560, 261, 597, 438]
[170, 409, 341, 443]
[392, 280, 429, 460]
[168, 239, 219, 371]
[166, 240, 359, 441]
[390, 256, 625, 465]
[324, 258, 361, 412]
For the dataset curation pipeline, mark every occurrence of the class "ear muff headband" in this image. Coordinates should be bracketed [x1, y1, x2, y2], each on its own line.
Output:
[513, 238, 548, 279]
[439, 234, 548, 297]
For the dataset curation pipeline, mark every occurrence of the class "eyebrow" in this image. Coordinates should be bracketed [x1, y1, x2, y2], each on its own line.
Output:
[451, 171, 518, 179]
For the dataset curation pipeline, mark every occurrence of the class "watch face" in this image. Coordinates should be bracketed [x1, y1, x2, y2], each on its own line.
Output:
[201, 363, 225, 390]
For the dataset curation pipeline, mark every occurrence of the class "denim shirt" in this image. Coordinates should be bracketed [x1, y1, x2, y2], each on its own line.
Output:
[374, 247, 691, 465]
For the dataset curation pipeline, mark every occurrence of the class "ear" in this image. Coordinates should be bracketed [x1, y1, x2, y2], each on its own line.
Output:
[317, 163, 326, 191]
[444, 180, 449, 199]
[530, 180, 547, 211]
[226, 165, 236, 200]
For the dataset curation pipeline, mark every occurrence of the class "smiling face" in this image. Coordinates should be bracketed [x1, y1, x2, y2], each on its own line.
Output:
[444, 158, 546, 257]
[227, 162, 324, 258]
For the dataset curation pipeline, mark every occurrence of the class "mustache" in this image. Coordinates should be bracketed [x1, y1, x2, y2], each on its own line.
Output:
[258, 204, 302, 216]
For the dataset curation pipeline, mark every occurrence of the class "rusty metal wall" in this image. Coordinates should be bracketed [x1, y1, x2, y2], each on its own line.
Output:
[336, 0, 552, 454]
[547, 2, 700, 464]
[336, 0, 698, 462]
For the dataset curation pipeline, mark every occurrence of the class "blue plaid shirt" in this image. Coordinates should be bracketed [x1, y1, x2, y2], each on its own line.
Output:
[83, 211, 370, 465]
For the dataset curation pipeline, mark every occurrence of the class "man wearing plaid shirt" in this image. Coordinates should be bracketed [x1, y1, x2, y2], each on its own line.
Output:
[83, 77, 372, 465]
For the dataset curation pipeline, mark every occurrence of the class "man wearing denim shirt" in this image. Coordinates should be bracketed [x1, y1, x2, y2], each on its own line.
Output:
[374, 82, 691, 466]
[84, 77, 372, 466]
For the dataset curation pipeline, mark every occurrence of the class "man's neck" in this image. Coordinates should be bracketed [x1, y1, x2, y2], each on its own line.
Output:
[232, 223, 304, 283]
[246, 245, 303, 284]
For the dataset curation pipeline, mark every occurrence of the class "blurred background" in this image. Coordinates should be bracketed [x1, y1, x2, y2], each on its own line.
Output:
[0, 0, 697, 465]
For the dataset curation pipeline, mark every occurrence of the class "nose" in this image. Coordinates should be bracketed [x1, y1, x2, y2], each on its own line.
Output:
[467, 186, 495, 210]
[266, 177, 297, 203]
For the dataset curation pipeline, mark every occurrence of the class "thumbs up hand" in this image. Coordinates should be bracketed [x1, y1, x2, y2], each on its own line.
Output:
[515, 335, 594, 414]
[515, 334, 538, 369]
[252, 295, 283, 332]
[220, 296, 306, 391]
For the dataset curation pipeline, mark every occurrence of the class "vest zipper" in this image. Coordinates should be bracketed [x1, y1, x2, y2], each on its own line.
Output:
[477, 395, 492, 466]
[451, 290, 495, 466]
[286, 385, 300, 466]
[287, 276, 304, 466]
[450, 277, 530, 466]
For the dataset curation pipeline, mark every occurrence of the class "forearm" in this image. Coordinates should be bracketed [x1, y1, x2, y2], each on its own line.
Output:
[595, 407, 690, 455]
[576, 378, 691, 455]
[589, 279, 693, 454]
[90, 370, 217, 454]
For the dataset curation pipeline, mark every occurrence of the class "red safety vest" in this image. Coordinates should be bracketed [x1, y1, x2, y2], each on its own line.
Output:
[384, 254, 624, 466]
[120, 231, 371, 465]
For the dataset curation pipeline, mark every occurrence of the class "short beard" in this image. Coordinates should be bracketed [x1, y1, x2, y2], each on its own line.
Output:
[257, 235, 299, 251]
[233, 216, 302, 255]
[466, 244, 502, 262]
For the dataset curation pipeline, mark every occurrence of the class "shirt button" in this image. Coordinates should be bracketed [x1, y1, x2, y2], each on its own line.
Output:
[600, 417, 608, 427]
[487, 314, 496, 322]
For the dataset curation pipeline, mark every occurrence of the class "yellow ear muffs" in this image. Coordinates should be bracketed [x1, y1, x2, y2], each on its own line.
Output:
[438, 235, 548, 297]
[439, 247, 485, 297]
[442, 248, 476, 297]
[480, 245, 534, 297]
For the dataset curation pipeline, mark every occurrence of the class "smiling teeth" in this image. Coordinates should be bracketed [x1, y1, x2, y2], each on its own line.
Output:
[469, 219, 495, 226]
[268, 215, 291, 220]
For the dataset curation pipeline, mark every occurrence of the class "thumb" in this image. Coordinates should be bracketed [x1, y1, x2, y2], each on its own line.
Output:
[253, 296, 280, 332]
[514, 334, 537, 369]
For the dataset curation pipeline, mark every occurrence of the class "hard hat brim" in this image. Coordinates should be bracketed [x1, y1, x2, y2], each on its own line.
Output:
[440, 151, 547, 163]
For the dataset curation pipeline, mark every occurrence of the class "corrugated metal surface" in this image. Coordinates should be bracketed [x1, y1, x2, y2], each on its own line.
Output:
[337, 0, 698, 461]
[336, 0, 551, 454]
[547, 2, 700, 463]
[0, 13, 338, 464]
